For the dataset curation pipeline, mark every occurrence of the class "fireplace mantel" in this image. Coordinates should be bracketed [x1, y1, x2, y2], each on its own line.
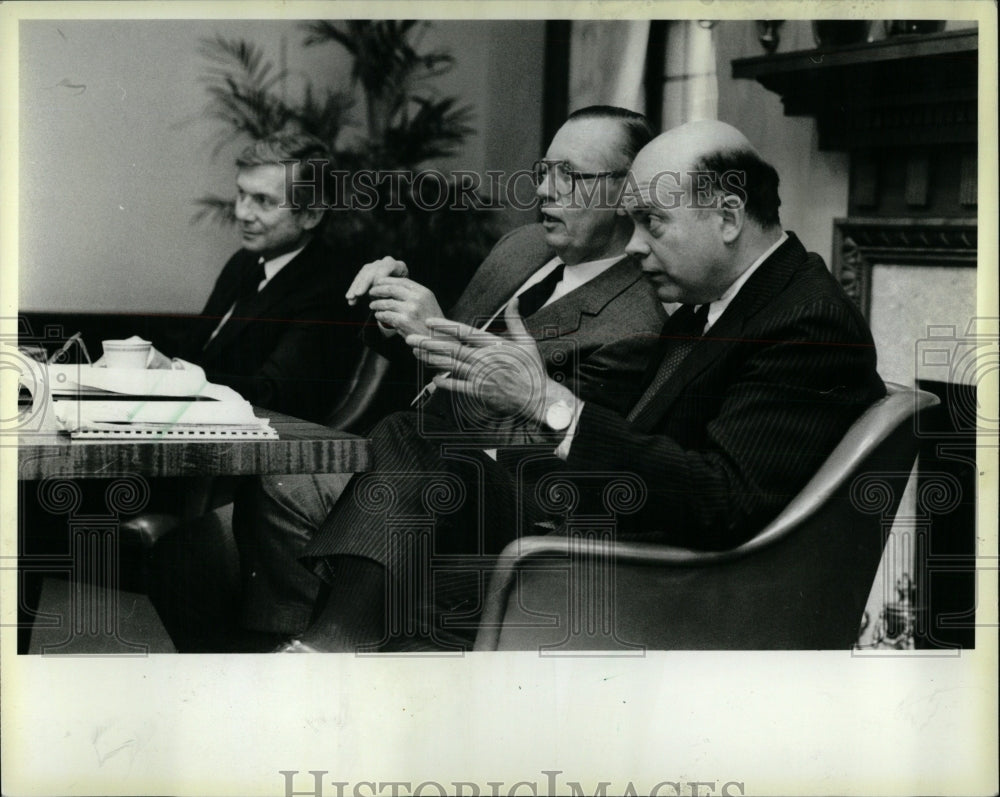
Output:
[731, 29, 978, 150]
[735, 26, 979, 305]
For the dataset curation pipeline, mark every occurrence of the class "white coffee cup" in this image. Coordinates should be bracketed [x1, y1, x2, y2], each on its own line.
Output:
[102, 338, 152, 369]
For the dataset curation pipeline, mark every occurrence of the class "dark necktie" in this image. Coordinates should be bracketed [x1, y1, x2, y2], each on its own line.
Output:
[203, 257, 266, 350]
[627, 303, 710, 422]
[488, 263, 565, 335]
[237, 256, 267, 303]
[229, 256, 267, 320]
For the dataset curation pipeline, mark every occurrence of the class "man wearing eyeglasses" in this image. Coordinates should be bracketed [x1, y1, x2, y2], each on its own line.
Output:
[233, 106, 667, 647]
[343, 105, 662, 420]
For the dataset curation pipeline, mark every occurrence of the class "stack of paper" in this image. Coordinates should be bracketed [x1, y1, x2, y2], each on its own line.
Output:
[48, 362, 277, 439]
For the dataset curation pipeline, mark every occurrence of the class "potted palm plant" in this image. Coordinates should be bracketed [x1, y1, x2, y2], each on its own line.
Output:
[192, 20, 499, 309]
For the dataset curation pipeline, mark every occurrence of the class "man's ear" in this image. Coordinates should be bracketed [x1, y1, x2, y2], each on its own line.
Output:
[718, 194, 745, 244]
[299, 208, 325, 232]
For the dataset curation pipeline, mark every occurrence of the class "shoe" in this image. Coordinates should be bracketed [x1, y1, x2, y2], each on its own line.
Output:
[273, 638, 322, 653]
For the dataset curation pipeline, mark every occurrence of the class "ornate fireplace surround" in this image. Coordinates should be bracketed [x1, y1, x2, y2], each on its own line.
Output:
[835, 217, 976, 317]
[733, 27, 979, 650]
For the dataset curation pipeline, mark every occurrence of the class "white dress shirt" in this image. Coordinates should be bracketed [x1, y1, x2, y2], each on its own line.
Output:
[474, 253, 621, 330]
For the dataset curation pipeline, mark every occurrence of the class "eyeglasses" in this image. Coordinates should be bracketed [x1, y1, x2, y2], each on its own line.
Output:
[532, 159, 628, 195]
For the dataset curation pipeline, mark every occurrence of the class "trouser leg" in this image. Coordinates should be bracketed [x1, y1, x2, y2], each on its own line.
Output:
[232, 472, 352, 635]
[301, 411, 543, 648]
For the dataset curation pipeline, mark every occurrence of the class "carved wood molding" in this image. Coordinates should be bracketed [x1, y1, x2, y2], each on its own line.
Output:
[833, 218, 977, 317]
[732, 29, 978, 151]
[818, 96, 977, 149]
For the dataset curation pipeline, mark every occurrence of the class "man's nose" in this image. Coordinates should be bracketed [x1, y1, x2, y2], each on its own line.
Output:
[535, 171, 556, 202]
[234, 195, 253, 221]
[625, 226, 648, 258]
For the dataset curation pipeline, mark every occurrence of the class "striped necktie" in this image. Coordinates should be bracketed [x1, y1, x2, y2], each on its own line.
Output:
[627, 303, 710, 423]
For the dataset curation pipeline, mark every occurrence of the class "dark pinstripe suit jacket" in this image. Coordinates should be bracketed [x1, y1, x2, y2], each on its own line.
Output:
[565, 233, 886, 550]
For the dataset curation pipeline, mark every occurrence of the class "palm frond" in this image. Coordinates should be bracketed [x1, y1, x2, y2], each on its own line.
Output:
[190, 195, 236, 226]
[196, 35, 295, 156]
[191, 19, 499, 287]
[289, 84, 354, 144]
[198, 35, 285, 93]
[383, 97, 475, 165]
[303, 21, 454, 105]
[300, 20, 358, 53]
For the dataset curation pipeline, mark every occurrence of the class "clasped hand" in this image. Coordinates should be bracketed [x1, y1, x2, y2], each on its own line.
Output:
[405, 299, 574, 426]
[345, 255, 443, 338]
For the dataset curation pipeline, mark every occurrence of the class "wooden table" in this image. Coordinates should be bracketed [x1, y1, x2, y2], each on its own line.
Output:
[17, 410, 370, 480]
[14, 410, 370, 654]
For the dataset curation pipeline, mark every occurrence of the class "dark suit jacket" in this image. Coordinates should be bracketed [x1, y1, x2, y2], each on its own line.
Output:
[367, 224, 666, 420]
[169, 236, 365, 423]
[566, 233, 886, 550]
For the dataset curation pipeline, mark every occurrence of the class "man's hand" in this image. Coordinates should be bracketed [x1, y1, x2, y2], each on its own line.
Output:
[345, 256, 410, 306]
[346, 255, 444, 338]
[405, 299, 576, 425]
[368, 277, 445, 339]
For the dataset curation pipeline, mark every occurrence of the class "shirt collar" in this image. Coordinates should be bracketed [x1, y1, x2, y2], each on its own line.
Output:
[705, 231, 788, 330]
[524, 253, 622, 308]
[261, 245, 305, 283]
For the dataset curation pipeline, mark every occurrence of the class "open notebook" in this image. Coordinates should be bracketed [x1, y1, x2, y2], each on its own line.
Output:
[46, 362, 278, 439]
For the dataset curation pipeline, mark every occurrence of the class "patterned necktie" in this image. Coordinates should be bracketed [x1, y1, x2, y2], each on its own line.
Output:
[627, 303, 710, 422]
[488, 263, 565, 336]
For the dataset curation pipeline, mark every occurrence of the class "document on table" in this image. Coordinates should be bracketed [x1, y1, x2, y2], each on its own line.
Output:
[45, 362, 278, 438]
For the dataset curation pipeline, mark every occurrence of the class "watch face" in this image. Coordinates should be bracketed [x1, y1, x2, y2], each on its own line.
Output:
[546, 401, 573, 431]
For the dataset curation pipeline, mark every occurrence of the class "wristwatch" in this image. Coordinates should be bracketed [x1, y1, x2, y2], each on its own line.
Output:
[543, 399, 575, 432]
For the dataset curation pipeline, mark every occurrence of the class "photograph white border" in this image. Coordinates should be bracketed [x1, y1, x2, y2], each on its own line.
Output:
[1, 2, 997, 795]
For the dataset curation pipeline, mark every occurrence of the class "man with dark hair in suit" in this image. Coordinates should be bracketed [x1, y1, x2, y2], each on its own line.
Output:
[234, 106, 667, 643]
[273, 119, 885, 652]
[149, 131, 364, 423]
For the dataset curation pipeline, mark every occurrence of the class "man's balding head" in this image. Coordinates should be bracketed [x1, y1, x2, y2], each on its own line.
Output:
[634, 119, 754, 169]
[623, 121, 784, 304]
[631, 120, 781, 230]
